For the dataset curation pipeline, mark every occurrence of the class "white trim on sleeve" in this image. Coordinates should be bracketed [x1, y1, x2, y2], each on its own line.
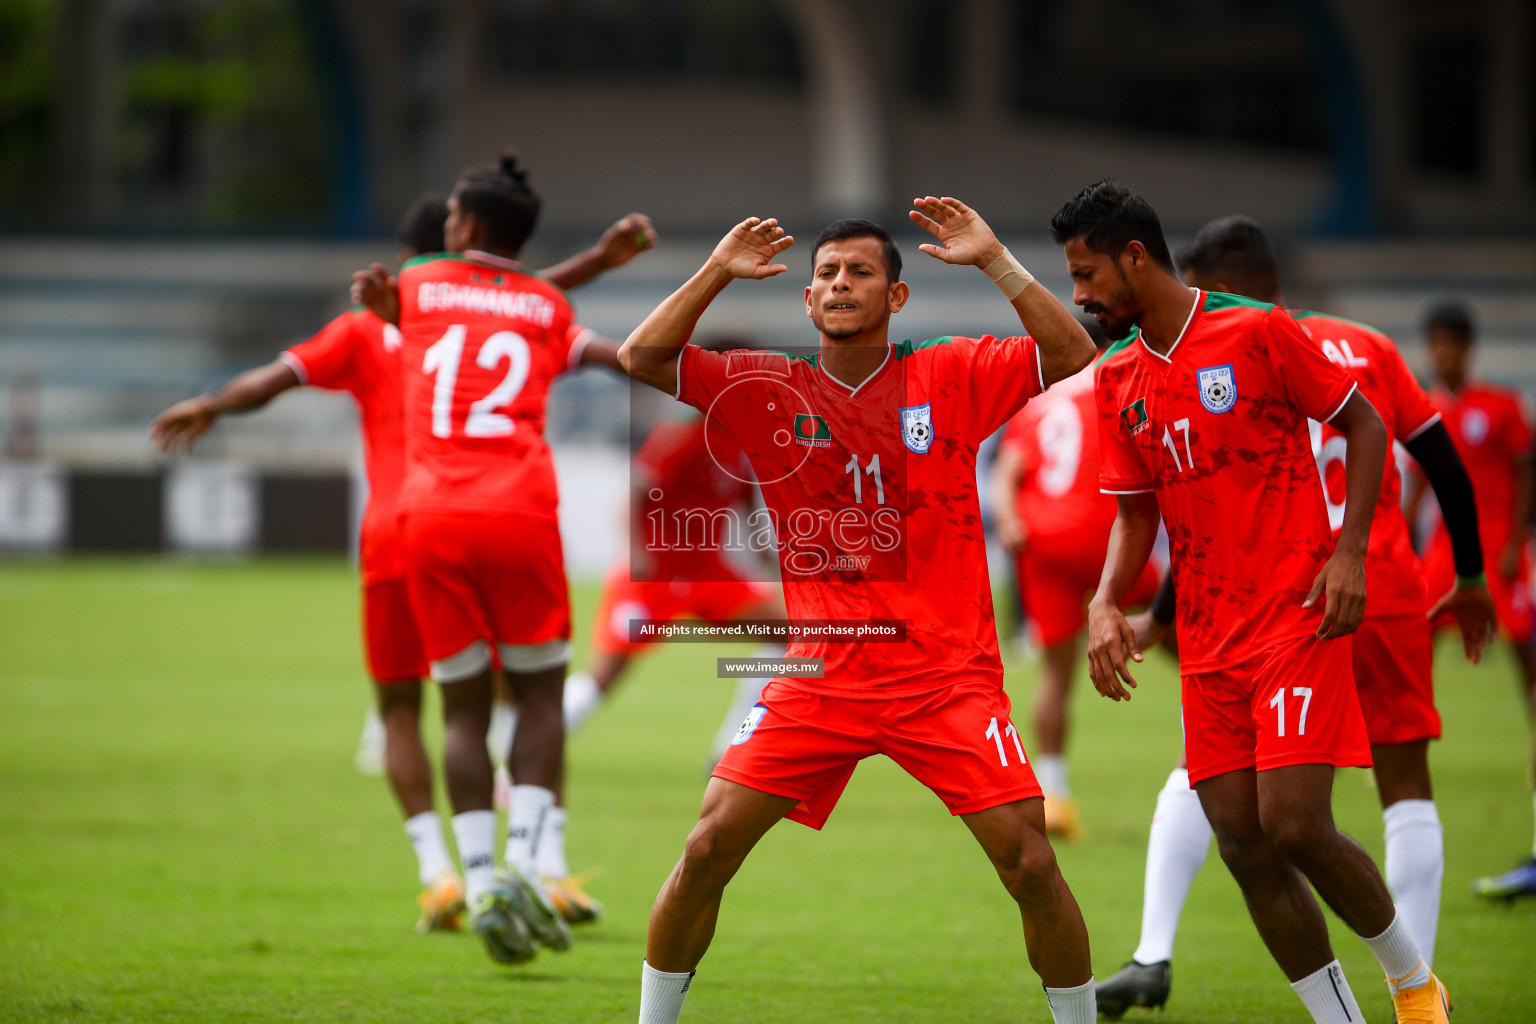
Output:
[1403, 411, 1442, 442]
[1101, 486, 1156, 495]
[1322, 382, 1360, 424]
[567, 327, 596, 370]
[674, 345, 686, 400]
[1034, 339, 1047, 394]
[278, 351, 310, 386]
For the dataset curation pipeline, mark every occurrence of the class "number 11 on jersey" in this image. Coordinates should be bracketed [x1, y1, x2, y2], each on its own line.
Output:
[985, 716, 1027, 767]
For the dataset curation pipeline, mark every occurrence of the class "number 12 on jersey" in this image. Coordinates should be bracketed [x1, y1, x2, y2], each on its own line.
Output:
[423, 324, 531, 438]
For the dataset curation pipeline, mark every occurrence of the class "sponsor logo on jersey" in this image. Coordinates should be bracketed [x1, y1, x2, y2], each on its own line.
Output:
[794, 414, 831, 448]
[1120, 398, 1150, 435]
[731, 704, 767, 745]
[1196, 363, 1237, 414]
[900, 403, 934, 453]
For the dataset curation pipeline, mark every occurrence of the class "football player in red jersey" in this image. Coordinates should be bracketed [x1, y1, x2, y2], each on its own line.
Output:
[989, 321, 1161, 840]
[153, 195, 654, 936]
[352, 150, 651, 964]
[1092, 215, 1493, 1018]
[1071, 182, 1451, 1024]
[562, 395, 789, 768]
[1409, 300, 1536, 901]
[619, 200, 1100, 1024]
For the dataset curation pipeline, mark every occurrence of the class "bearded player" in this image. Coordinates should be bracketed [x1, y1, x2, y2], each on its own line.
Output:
[1092, 214, 1493, 1018]
[1070, 181, 1452, 1024]
[620, 200, 1100, 1024]
[1409, 300, 1536, 900]
[352, 150, 646, 965]
[562, 394, 789, 768]
[151, 197, 652, 933]
[989, 320, 1161, 839]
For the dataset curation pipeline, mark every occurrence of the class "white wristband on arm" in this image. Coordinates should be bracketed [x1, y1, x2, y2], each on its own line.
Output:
[982, 247, 1036, 300]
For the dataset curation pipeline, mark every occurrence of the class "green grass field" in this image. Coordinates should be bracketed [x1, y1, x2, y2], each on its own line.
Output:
[1, 559, 1533, 1023]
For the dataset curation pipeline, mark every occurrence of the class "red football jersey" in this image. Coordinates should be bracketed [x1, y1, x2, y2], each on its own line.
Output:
[1000, 363, 1116, 542]
[677, 334, 1046, 698]
[1095, 291, 1357, 674]
[394, 251, 581, 520]
[633, 415, 755, 576]
[282, 309, 408, 583]
[1295, 311, 1440, 617]
[1429, 380, 1533, 550]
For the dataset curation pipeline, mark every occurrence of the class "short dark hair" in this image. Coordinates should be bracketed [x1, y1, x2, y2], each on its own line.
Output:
[1176, 215, 1280, 297]
[811, 218, 902, 282]
[396, 194, 447, 257]
[1049, 179, 1175, 271]
[1425, 300, 1475, 343]
[453, 148, 541, 255]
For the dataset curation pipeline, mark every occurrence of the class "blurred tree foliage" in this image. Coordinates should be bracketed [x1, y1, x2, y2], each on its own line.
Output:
[0, 0, 334, 231]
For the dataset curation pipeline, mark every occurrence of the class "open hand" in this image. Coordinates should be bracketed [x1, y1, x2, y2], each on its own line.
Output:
[597, 213, 658, 269]
[150, 398, 216, 453]
[909, 196, 1003, 267]
[1087, 599, 1142, 701]
[351, 263, 400, 325]
[1427, 581, 1496, 663]
[709, 217, 794, 281]
[1304, 551, 1367, 639]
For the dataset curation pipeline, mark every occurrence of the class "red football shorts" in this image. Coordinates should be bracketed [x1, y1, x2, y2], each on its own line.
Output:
[1182, 633, 1372, 785]
[1422, 528, 1533, 644]
[1351, 613, 1440, 746]
[1016, 539, 1161, 648]
[712, 677, 1042, 829]
[400, 511, 571, 666]
[591, 560, 775, 655]
[362, 578, 428, 682]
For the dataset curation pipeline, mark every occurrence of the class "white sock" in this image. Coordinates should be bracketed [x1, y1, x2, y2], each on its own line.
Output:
[487, 699, 517, 768]
[1036, 754, 1070, 799]
[536, 805, 569, 879]
[403, 811, 454, 886]
[1044, 977, 1095, 1024]
[639, 961, 695, 1024]
[1290, 960, 1364, 1024]
[1361, 911, 1430, 992]
[1383, 799, 1443, 968]
[450, 810, 498, 905]
[506, 784, 557, 876]
[707, 645, 783, 761]
[563, 671, 602, 733]
[1132, 768, 1212, 965]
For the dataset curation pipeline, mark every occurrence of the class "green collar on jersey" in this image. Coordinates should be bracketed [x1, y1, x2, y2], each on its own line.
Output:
[1096, 331, 1138, 365]
[1290, 308, 1382, 334]
[893, 336, 952, 359]
[1203, 290, 1274, 313]
[398, 250, 552, 285]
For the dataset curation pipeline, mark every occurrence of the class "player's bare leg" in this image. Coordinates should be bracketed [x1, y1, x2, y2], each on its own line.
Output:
[962, 798, 1092, 990]
[1032, 638, 1083, 838]
[647, 778, 796, 971]
[377, 678, 463, 930]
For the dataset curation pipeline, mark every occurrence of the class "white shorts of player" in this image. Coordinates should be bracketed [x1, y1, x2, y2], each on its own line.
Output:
[431, 639, 571, 683]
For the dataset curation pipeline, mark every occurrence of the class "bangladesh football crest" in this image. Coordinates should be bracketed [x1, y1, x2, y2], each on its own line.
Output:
[1196, 364, 1237, 414]
[900, 403, 934, 454]
[731, 704, 767, 746]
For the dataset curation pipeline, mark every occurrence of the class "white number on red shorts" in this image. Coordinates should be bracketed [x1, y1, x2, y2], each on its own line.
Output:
[985, 716, 1027, 767]
[422, 325, 532, 438]
[1268, 686, 1315, 737]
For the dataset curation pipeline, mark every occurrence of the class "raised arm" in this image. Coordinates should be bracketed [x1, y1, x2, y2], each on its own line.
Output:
[910, 196, 1095, 386]
[618, 217, 793, 395]
[1304, 391, 1387, 640]
[540, 213, 658, 291]
[150, 361, 301, 453]
[1086, 491, 1162, 701]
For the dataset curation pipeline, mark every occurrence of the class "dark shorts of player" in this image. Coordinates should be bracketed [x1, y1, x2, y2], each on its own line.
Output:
[400, 511, 572, 683]
[1352, 613, 1440, 746]
[711, 677, 1042, 830]
[1182, 633, 1372, 786]
[590, 560, 776, 656]
[1015, 541, 1161, 649]
[1423, 529, 1533, 644]
[362, 577, 428, 682]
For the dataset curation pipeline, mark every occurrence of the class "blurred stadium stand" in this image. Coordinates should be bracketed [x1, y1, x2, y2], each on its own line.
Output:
[2, 0, 1532, 564]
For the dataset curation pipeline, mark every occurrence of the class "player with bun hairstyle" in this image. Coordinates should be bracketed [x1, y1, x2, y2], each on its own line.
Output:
[353, 149, 653, 963]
